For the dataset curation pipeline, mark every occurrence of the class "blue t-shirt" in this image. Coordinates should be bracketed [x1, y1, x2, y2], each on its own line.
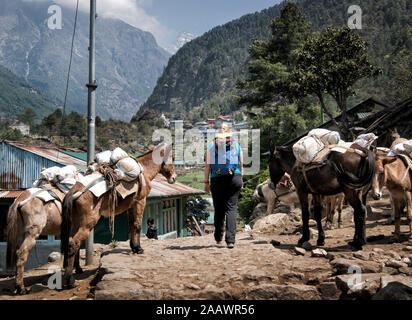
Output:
[208, 140, 242, 178]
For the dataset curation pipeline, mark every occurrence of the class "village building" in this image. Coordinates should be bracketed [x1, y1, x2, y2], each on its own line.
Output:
[286, 97, 411, 146]
[0, 140, 204, 271]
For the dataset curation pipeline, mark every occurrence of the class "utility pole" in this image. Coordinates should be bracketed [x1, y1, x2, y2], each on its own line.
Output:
[86, 0, 97, 265]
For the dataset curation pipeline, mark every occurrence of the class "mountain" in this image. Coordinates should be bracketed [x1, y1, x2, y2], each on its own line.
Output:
[136, 0, 412, 117]
[0, 64, 58, 119]
[166, 32, 197, 54]
[0, 0, 171, 121]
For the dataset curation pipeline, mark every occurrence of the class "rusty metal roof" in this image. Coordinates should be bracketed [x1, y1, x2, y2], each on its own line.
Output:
[5, 141, 86, 167]
[149, 175, 205, 199]
[0, 190, 24, 199]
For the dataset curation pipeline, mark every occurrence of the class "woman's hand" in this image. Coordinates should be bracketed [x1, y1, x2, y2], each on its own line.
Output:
[204, 182, 210, 194]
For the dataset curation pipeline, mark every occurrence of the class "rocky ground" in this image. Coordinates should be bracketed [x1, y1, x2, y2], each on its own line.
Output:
[0, 193, 411, 300]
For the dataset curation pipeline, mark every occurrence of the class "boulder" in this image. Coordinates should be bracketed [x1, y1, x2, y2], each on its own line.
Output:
[385, 260, 408, 269]
[319, 281, 340, 300]
[372, 282, 412, 300]
[240, 284, 321, 300]
[335, 273, 385, 299]
[353, 251, 371, 261]
[294, 247, 306, 256]
[330, 258, 382, 274]
[249, 203, 268, 228]
[311, 249, 328, 258]
[251, 213, 300, 236]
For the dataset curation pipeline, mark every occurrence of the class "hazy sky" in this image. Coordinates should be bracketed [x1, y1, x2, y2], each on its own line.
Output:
[44, 0, 283, 51]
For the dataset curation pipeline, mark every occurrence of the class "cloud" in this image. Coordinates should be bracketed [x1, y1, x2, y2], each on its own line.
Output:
[28, 0, 173, 49]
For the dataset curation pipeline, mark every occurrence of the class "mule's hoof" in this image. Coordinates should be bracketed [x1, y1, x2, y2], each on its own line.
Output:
[63, 275, 76, 290]
[297, 237, 309, 247]
[348, 241, 363, 250]
[75, 267, 84, 274]
[135, 248, 144, 254]
[324, 222, 333, 230]
[338, 223, 342, 229]
[16, 286, 29, 295]
[317, 239, 325, 246]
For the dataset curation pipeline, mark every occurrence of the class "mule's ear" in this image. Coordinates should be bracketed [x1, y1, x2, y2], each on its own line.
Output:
[269, 139, 275, 155]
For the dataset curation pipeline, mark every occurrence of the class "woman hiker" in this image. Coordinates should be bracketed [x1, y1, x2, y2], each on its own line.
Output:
[204, 123, 243, 248]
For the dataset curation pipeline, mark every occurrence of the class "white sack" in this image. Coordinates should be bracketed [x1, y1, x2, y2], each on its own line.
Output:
[293, 136, 325, 164]
[95, 150, 112, 164]
[114, 157, 141, 182]
[110, 147, 129, 165]
[391, 139, 412, 158]
[39, 166, 62, 183]
[308, 129, 341, 146]
[353, 133, 377, 149]
[56, 165, 78, 182]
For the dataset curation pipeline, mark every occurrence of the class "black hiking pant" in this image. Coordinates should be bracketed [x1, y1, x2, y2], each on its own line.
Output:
[210, 174, 242, 244]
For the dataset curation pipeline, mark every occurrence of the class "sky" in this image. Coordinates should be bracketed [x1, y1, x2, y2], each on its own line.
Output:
[37, 0, 283, 51]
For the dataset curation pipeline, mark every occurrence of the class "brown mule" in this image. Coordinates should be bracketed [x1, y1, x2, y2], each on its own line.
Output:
[6, 190, 83, 295]
[268, 143, 375, 250]
[60, 143, 176, 288]
[324, 193, 345, 230]
[372, 154, 412, 242]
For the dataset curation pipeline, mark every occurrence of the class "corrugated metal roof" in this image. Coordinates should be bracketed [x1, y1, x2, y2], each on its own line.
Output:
[149, 175, 205, 199]
[1, 141, 86, 189]
[0, 190, 24, 199]
[5, 141, 86, 167]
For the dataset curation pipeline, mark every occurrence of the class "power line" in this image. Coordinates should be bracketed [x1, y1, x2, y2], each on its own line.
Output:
[57, 0, 80, 161]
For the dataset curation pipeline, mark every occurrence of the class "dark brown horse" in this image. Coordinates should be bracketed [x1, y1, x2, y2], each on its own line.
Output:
[60, 143, 176, 288]
[268, 143, 375, 250]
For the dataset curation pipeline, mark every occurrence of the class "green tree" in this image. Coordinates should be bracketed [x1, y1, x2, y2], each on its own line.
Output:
[17, 107, 37, 128]
[289, 26, 382, 139]
[388, 26, 412, 102]
[238, 2, 311, 107]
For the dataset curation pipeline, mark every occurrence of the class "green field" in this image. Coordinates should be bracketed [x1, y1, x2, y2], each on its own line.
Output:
[177, 169, 211, 198]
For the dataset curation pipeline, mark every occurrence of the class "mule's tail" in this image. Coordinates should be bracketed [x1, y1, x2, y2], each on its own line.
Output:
[6, 199, 22, 270]
[61, 191, 74, 268]
[332, 149, 376, 190]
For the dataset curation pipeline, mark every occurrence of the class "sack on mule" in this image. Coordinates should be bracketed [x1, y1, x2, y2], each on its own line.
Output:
[56, 165, 78, 181]
[110, 147, 129, 165]
[114, 157, 142, 182]
[293, 136, 325, 164]
[308, 129, 341, 146]
[95, 150, 112, 164]
[390, 139, 412, 158]
[353, 133, 378, 149]
[39, 166, 62, 183]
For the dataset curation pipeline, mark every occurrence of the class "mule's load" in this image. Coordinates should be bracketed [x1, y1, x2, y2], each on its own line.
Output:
[95, 147, 143, 182]
[293, 129, 341, 164]
[293, 129, 376, 164]
[389, 139, 412, 158]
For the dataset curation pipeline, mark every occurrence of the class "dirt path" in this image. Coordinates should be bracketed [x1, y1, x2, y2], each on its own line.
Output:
[1, 196, 411, 300]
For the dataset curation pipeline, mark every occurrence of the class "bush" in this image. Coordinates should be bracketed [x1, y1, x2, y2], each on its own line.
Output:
[238, 168, 269, 223]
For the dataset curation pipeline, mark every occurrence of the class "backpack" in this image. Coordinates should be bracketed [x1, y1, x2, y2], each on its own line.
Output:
[210, 136, 240, 176]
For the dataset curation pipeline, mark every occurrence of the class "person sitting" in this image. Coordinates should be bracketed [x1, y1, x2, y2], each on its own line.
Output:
[146, 218, 158, 239]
